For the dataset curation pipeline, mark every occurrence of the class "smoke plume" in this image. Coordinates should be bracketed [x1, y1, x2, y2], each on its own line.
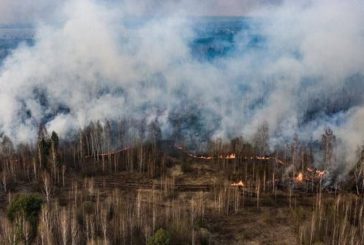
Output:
[0, 0, 363, 169]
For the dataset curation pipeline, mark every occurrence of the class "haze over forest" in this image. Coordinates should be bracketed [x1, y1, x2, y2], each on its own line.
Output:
[0, 1, 362, 169]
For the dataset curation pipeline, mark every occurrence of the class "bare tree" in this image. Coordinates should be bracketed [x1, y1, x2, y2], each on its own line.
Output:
[321, 128, 336, 169]
[42, 172, 52, 203]
[354, 145, 364, 194]
[252, 122, 270, 156]
[290, 134, 300, 172]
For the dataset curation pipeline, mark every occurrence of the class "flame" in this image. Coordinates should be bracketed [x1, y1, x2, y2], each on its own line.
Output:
[175, 145, 287, 164]
[222, 153, 236, 159]
[231, 180, 244, 188]
[193, 153, 236, 160]
[316, 170, 326, 178]
[295, 172, 304, 182]
[256, 156, 269, 160]
[306, 167, 326, 178]
[195, 155, 213, 160]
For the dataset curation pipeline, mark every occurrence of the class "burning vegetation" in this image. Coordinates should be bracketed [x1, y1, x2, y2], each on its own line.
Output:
[0, 121, 363, 244]
[231, 180, 245, 188]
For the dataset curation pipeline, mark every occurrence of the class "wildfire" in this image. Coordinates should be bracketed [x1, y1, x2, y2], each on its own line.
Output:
[231, 180, 244, 188]
[221, 153, 236, 160]
[192, 153, 236, 160]
[256, 156, 270, 160]
[174, 145, 287, 164]
[195, 155, 213, 160]
[316, 170, 326, 178]
[295, 172, 304, 182]
[307, 167, 326, 178]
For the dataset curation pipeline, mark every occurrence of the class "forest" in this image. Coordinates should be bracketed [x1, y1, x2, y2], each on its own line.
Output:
[0, 0, 364, 244]
[0, 119, 363, 244]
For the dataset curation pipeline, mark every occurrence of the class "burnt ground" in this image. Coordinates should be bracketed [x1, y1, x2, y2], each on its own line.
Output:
[0, 144, 355, 244]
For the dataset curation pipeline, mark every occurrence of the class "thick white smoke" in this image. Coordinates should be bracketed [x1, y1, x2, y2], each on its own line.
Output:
[0, 0, 363, 168]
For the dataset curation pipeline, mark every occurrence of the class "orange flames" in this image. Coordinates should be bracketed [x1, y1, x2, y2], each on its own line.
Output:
[195, 155, 213, 160]
[316, 170, 325, 178]
[190, 153, 274, 161]
[231, 180, 244, 188]
[295, 172, 304, 182]
[294, 168, 326, 183]
[256, 156, 270, 160]
[190, 153, 236, 160]
[307, 167, 326, 178]
[174, 145, 287, 164]
[221, 153, 236, 159]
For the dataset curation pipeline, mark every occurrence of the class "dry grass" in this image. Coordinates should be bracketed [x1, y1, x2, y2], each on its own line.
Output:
[0, 132, 363, 244]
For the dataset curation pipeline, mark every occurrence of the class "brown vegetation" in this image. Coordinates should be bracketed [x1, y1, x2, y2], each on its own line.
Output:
[0, 122, 363, 244]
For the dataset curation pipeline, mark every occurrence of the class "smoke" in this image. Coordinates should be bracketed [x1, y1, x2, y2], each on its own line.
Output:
[0, 0, 61, 26]
[0, 0, 363, 167]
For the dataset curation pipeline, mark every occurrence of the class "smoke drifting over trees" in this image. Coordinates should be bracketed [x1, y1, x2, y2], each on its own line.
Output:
[0, 0, 363, 170]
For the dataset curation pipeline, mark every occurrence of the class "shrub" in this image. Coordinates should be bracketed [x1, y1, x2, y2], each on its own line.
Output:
[147, 228, 171, 245]
[7, 193, 43, 242]
[7, 193, 43, 226]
